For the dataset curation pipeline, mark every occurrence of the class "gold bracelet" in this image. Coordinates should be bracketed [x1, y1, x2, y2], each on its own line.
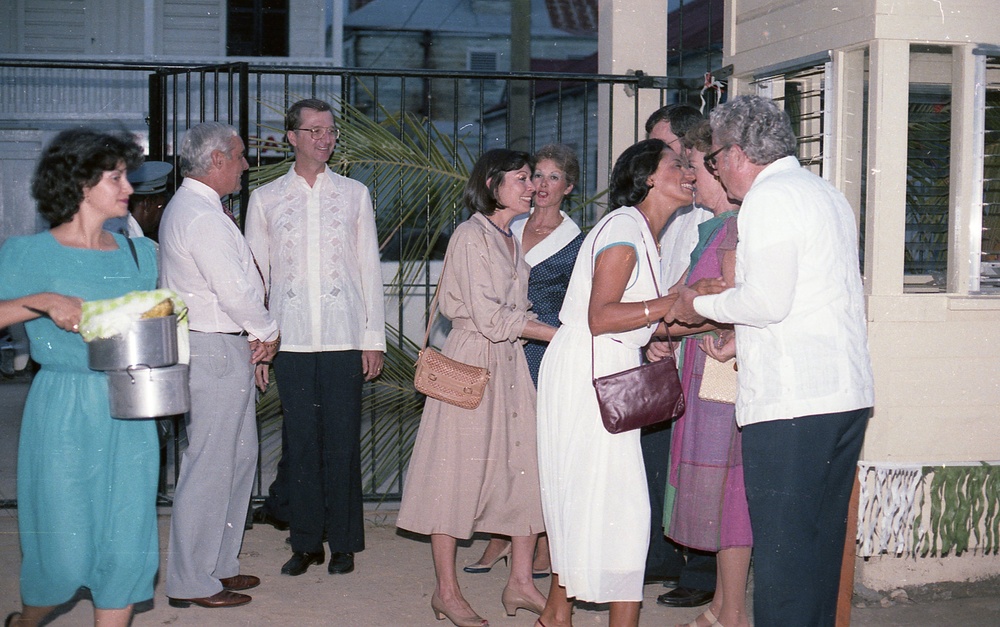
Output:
[643, 301, 651, 327]
[263, 332, 281, 348]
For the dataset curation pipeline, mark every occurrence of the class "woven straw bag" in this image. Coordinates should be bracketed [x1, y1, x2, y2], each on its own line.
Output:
[698, 356, 738, 404]
[414, 347, 490, 410]
[412, 255, 490, 409]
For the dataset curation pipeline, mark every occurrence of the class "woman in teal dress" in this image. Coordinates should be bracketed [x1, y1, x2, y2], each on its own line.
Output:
[0, 129, 159, 627]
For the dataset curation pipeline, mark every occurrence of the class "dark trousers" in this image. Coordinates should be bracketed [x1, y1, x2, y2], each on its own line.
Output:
[742, 408, 870, 627]
[274, 350, 365, 555]
[641, 422, 717, 591]
[261, 418, 290, 521]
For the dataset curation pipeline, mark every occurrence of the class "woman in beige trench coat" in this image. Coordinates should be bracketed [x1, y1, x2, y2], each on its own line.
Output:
[397, 149, 557, 627]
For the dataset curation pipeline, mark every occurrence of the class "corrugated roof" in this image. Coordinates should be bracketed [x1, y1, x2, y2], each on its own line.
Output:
[544, 0, 597, 35]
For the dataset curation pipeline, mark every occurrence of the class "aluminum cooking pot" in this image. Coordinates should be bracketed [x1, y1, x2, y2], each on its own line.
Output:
[107, 363, 189, 419]
[88, 314, 178, 371]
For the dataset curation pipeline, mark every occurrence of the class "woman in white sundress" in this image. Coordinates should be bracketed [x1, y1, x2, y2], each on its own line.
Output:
[534, 139, 725, 627]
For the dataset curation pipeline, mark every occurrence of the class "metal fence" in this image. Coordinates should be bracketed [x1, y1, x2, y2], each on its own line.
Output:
[0, 59, 704, 503]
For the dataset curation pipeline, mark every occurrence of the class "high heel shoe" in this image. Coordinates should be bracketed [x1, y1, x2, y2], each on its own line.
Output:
[431, 593, 489, 627]
[501, 586, 545, 617]
[462, 544, 511, 574]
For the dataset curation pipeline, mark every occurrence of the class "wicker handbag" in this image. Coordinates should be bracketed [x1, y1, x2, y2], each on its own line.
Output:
[698, 355, 738, 404]
[413, 258, 490, 410]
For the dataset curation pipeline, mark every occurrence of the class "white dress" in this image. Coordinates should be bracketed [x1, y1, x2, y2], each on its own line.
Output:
[536, 207, 661, 603]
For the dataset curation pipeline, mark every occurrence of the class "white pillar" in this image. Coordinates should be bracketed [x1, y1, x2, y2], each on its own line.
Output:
[947, 45, 981, 293]
[865, 39, 910, 295]
[596, 0, 667, 208]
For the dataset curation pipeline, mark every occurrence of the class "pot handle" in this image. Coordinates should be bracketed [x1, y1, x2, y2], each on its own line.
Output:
[125, 363, 153, 384]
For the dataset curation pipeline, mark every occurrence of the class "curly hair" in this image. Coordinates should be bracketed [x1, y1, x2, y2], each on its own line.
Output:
[31, 128, 143, 227]
[609, 139, 667, 210]
[178, 122, 239, 178]
[463, 149, 534, 216]
[709, 95, 797, 165]
[533, 143, 580, 188]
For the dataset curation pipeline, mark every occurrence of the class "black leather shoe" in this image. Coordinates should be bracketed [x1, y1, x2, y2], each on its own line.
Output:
[251, 507, 289, 532]
[281, 551, 324, 576]
[327, 551, 355, 574]
[574, 600, 610, 611]
[643, 572, 681, 587]
[656, 586, 714, 608]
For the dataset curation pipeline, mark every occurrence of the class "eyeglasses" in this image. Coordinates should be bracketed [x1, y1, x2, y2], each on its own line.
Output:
[295, 126, 340, 140]
[704, 146, 728, 176]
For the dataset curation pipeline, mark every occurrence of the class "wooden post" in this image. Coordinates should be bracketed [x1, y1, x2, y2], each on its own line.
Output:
[835, 474, 861, 627]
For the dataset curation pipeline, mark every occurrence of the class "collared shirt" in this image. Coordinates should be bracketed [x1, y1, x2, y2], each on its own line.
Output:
[509, 209, 582, 268]
[693, 156, 874, 426]
[659, 204, 714, 289]
[245, 165, 386, 352]
[158, 177, 278, 341]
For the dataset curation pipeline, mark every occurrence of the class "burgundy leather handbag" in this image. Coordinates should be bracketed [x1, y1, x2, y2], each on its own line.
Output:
[591, 215, 685, 434]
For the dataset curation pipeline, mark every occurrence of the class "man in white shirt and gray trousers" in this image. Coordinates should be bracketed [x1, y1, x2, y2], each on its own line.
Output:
[246, 98, 385, 578]
[159, 122, 280, 608]
[672, 95, 874, 627]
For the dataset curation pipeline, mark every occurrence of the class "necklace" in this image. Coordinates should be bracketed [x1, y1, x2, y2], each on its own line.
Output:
[527, 217, 557, 235]
[638, 210, 662, 255]
[485, 216, 513, 238]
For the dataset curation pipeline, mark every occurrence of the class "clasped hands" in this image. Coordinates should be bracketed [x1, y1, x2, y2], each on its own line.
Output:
[670, 276, 728, 325]
[250, 336, 280, 391]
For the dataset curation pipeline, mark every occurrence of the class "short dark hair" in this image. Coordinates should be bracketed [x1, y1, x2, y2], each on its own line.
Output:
[31, 128, 143, 227]
[644, 104, 704, 139]
[285, 98, 334, 132]
[533, 144, 580, 188]
[463, 149, 534, 216]
[609, 139, 667, 210]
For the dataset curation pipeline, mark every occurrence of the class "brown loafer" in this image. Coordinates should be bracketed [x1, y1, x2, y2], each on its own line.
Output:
[219, 574, 260, 591]
[168, 590, 251, 609]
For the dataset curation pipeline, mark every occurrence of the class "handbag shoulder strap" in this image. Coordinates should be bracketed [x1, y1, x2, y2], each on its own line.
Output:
[421, 227, 493, 367]
[589, 210, 674, 382]
[421, 254, 448, 350]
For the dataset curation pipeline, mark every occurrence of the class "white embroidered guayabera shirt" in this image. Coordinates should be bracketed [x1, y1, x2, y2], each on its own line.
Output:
[694, 156, 874, 427]
[245, 165, 385, 353]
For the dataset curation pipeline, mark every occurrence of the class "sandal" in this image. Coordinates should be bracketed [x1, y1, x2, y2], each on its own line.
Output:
[677, 608, 717, 627]
[5, 612, 21, 627]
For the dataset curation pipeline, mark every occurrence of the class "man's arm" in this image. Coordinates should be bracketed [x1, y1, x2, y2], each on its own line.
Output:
[187, 212, 278, 342]
[355, 188, 386, 351]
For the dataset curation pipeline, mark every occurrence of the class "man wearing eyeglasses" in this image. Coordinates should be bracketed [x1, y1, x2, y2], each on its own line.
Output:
[245, 98, 385, 578]
[672, 95, 873, 627]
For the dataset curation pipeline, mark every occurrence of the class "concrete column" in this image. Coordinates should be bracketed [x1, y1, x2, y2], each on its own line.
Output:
[596, 0, 667, 206]
[865, 39, 910, 295]
[947, 45, 981, 293]
[829, 48, 867, 234]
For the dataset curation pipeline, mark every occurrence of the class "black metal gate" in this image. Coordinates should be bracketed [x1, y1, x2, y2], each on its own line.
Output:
[144, 61, 706, 504]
